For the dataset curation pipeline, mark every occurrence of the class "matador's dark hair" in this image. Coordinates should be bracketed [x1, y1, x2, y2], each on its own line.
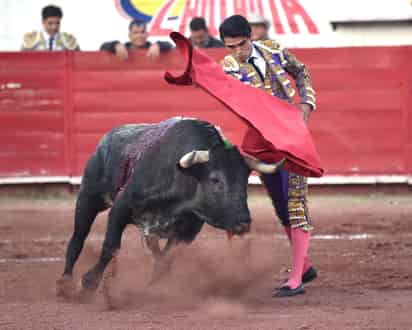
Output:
[42, 5, 63, 20]
[219, 15, 251, 41]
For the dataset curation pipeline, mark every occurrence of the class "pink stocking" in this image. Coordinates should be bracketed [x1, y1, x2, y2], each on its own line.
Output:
[284, 226, 311, 275]
[285, 227, 310, 289]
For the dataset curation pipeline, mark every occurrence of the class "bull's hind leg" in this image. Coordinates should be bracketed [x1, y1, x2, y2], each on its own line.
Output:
[81, 198, 130, 293]
[57, 190, 108, 298]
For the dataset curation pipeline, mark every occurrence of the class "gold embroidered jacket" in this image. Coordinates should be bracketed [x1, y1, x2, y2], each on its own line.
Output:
[221, 39, 316, 110]
[21, 31, 80, 51]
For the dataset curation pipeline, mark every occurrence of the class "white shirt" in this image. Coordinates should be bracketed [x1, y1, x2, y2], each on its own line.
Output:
[42, 31, 60, 51]
[247, 44, 266, 77]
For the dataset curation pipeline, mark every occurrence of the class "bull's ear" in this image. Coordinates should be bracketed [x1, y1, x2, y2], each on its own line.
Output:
[179, 150, 210, 168]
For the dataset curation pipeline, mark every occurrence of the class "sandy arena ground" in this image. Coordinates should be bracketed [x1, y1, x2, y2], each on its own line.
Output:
[0, 186, 411, 330]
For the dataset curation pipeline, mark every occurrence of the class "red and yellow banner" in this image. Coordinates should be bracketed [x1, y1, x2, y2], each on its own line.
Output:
[115, 0, 320, 37]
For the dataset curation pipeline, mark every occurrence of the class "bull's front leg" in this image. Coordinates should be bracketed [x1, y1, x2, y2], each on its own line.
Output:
[146, 235, 177, 285]
[81, 199, 130, 293]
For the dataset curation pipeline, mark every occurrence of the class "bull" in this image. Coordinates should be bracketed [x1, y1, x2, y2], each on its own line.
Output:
[56, 117, 283, 296]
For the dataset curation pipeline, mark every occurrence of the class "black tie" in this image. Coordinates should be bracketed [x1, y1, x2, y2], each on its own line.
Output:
[248, 57, 264, 82]
[49, 37, 54, 51]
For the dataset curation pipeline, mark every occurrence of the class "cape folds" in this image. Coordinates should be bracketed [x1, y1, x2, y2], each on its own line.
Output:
[165, 32, 323, 177]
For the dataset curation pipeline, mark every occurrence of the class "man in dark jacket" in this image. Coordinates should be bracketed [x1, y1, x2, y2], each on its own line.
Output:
[100, 19, 173, 59]
[189, 17, 224, 48]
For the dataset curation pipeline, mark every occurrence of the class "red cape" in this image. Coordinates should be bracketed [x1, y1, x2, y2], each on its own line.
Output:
[165, 32, 324, 177]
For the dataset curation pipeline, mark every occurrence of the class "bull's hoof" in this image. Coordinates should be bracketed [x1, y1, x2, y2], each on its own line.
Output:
[56, 275, 76, 299]
[81, 271, 100, 292]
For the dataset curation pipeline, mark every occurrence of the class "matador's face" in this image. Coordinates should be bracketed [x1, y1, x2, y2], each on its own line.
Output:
[223, 36, 253, 63]
[42, 16, 61, 37]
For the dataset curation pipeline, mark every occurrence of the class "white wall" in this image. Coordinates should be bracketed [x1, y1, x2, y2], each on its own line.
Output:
[333, 24, 412, 47]
[0, 0, 411, 50]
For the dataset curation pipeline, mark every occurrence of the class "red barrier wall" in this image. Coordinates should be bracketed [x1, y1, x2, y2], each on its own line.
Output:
[1, 47, 411, 179]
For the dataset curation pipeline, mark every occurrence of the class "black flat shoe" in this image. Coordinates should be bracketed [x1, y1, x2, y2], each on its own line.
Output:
[302, 266, 318, 284]
[272, 284, 305, 297]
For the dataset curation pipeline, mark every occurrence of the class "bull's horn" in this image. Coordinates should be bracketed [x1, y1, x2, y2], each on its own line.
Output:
[179, 150, 210, 168]
[244, 155, 286, 174]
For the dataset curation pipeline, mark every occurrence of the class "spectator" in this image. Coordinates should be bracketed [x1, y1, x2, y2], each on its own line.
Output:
[21, 5, 80, 51]
[247, 13, 270, 41]
[100, 19, 173, 60]
[189, 17, 224, 48]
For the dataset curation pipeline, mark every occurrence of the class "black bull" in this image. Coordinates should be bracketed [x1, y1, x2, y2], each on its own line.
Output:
[57, 118, 283, 296]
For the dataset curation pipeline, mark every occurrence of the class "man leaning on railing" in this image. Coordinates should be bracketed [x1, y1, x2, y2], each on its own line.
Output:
[100, 19, 173, 60]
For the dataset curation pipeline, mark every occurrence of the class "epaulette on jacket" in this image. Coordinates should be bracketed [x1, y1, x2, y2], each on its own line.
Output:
[221, 56, 240, 73]
[61, 32, 79, 50]
[254, 39, 283, 54]
[22, 31, 41, 49]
